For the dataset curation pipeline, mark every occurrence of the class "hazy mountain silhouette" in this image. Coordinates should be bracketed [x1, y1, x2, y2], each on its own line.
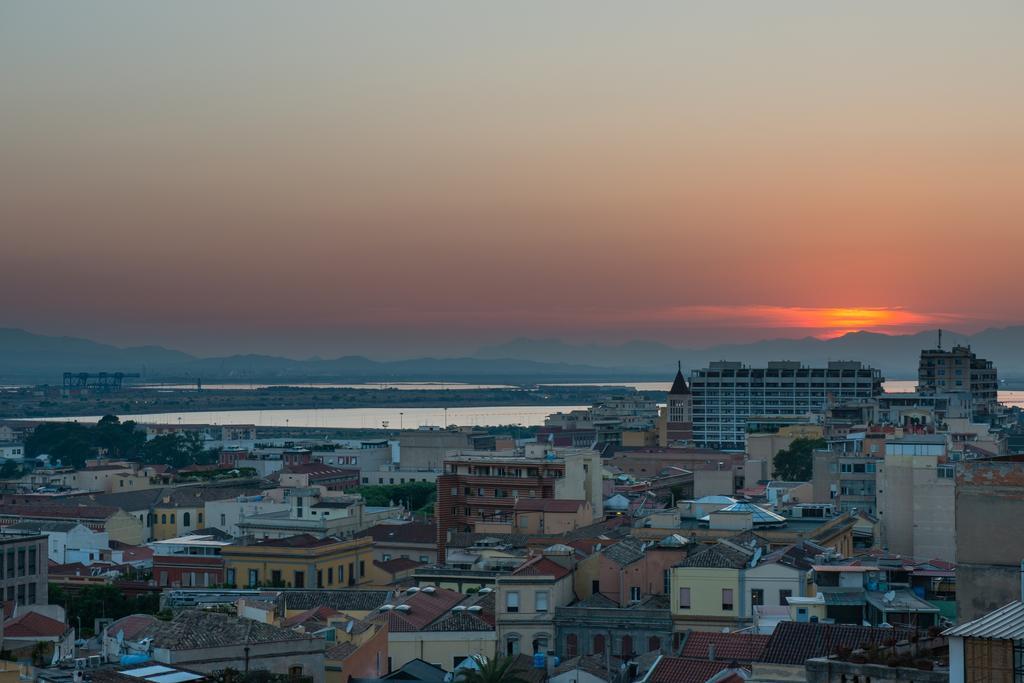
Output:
[3, 325, 1023, 383]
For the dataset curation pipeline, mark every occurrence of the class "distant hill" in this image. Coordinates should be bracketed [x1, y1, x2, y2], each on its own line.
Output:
[3, 325, 1023, 384]
[477, 327, 1024, 380]
[0, 328, 631, 383]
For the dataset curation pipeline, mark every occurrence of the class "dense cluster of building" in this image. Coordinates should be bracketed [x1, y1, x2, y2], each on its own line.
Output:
[0, 340, 1021, 682]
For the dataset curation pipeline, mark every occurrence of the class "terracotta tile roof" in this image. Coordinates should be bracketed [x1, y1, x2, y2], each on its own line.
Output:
[761, 621, 915, 665]
[675, 542, 753, 569]
[135, 609, 311, 649]
[374, 557, 425, 573]
[0, 503, 119, 520]
[362, 521, 436, 545]
[282, 606, 341, 628]
[649, 658, 746, 683]
[4, 611, 69, 638]
[602, 536, 647, 567]
[325, 641, 359, 660]
[512, 555, 572, 580]
[514, 498, 587, 513]
[680, 632, 771, 663]
[285, 589, 391, 612]
[106, 614, 159, 640]
[248, 533, 340, 548]
[378, 587, 466, 632]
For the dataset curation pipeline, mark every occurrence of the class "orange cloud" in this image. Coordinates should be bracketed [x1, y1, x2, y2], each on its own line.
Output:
[638, 305, 962, 338]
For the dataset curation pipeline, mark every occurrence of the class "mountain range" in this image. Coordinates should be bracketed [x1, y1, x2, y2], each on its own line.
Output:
[2, 326, 1024, 384]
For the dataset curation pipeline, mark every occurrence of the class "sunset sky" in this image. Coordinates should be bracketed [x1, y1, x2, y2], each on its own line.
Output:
[2, 2, 1022, 358]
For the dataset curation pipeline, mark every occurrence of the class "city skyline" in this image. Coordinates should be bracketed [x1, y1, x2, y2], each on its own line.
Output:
[3, 2, 1023, 357]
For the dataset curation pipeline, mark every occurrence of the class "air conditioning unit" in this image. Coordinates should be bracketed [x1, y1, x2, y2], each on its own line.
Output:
[422, 586, 436, 594]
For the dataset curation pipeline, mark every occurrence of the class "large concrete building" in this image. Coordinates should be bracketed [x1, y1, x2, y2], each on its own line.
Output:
[0, 531, 48, 606]
[689, 361, 884, 450]
[918, 343, 998, 417]
[955, 456, 1024, 621]
[876, 438, 955, 562]
[436, 445, 604, 562]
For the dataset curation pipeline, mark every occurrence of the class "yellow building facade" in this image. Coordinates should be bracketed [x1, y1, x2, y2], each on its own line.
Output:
[222, 534, 374, 590]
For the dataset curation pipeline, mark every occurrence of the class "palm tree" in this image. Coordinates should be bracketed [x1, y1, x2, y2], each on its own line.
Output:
[455, 655, 531, 683]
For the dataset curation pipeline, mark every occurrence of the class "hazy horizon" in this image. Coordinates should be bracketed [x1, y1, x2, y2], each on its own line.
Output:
[3, 2, 1023, 358]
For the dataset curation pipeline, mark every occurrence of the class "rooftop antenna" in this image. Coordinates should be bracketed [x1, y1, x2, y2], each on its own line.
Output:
[938, 329, 943, 350]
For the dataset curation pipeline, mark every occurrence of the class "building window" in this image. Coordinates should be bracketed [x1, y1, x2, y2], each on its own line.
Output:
[170, 513, 175, 524]
[620, 635, 633, 657]
[288, 666, 302, 680]
[649, 636, 661, 653]
[327, 567, 333, 585]
[533, 637, 548, 655]
[506, 636, 520, 656]
[678, 587, 691, 609]
[28, 583, 36, 604]
[751, 588, 764, 606]
[630, 586, 641, 602]
[198, 513, 203, 524]
[248, 569, 258, 587]
[221, 514, 227, 526]
[271, 570, 282, 586]
[779, 589, 793, 606]
[160, 514, 167, 525]
[506, 591, 520, 613]
[338, 565, 344, 583]
[183, 512, 191, 527]
[593, 634, 605, 655]
[294, 570, 305, 588]
[535, 591, 548, 613]
[722, 588, 734, 611]
[419, 555, 429, 563]
[28, 547, 36, 574]
[317, 570, 323, 588]
[663, 570, 670, 594]
[226, 568, 235, 586]
[566, 633, 578, 657]
[359, 561, 365, 578]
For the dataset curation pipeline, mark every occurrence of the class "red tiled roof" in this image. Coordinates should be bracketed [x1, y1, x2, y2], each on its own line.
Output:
[283, 464, 359, 479]
[374, 557, 425, 573]
[249, 533, 340, 548]
[282, 606, 341, 628]
[4, 611, 69, 638]
[106, 614, 159, 640]
[649, 659, 747, 683]
[512, 555, 572, 580]
[0, 503, 119, 520]
[514, 498, 587, 513]
[680, 632, 771, 664]
[380, 588, 465, 632]
[361, 521, 436, 545]
[762, 622, 915, 665]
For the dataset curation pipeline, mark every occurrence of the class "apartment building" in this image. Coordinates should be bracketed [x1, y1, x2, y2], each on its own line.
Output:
[436, 445, 603, 562]
[496, 549, 577, 657]
[811, 440, 880, 515]
[0, 532, 48, 606]
[690, 361, 884, 450]
[918, 343, 998, 416]
[876, 436, 955, 562]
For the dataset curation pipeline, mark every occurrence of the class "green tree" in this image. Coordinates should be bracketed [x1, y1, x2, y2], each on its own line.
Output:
[353, 482, 436, 513]
[455, 656, 530, 683]
[50, 583, 161, 637]
[772, 437, 826, 481]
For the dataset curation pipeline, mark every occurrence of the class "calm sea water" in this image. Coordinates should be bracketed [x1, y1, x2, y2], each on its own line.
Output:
[36, 405, 589, 429]
[137, 381, 519, 391]
[26, 379, 1024, 428]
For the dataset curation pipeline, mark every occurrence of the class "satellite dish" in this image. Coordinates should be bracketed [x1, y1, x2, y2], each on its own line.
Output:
[883, 590, 896, 604]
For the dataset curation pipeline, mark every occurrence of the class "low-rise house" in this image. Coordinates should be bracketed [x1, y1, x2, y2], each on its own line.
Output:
[222, 533, 375, 589]
[555, 593, 673, 660]
[574, 535, 688, 607]
[5, 520, 110, 565]
[205, 493, 289, 538]
[278, 464, 360, 491]
[237, 488, 402, 540]
[496, 546, 577, 658]
[670, 539, 758, 631]
[152, 486, 263, 541]
[2, 610, 74, 665]
[361, 521, 438, 565]
[368, 586, 496, 671]
[370, 557, 426, 586]
[944, 599, 1024, 683]
[0, 503, 144, 545]
[105, 609, 326, 682]
[150, 533, 230, 588]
